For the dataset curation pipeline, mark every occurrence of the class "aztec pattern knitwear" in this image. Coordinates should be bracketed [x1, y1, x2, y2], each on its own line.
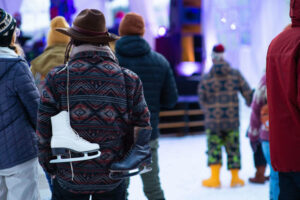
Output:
[37, 49, 150, 193]
[198, 61, 252, 132]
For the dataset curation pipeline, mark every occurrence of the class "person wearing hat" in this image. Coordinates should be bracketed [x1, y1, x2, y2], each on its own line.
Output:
[115, 12, 178, 200]
[31, 16, 70, 94]
[198, 44, 253, 188]
[36, 9, 151, 199]
[0, 8, 40, 200]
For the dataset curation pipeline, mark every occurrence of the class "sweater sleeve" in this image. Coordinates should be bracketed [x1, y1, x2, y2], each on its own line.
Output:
[123, 69, 151, 128]
[14, 61, 40, 129]
[248, 96, 263, 141]
[238, 71, 253, 106]
[36, 70, 59, 175]
[160, 61, 178, 109]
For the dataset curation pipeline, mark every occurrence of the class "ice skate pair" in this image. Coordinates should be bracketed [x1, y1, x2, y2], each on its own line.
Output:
[50, 111, 152, 180]
[202, 164, 245, 188]
[109, 126, 153, 180]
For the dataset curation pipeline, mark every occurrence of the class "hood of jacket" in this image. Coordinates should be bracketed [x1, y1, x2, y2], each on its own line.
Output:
[209, 61, 231, 76]
[115, 35, 151, 57]
[30, 44, 67, 77]
[290, 0, 300, 27]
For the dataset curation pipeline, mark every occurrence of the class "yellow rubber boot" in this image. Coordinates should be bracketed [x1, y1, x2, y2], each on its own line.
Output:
[202, 164, 221, 188]
[230, 169, 245, 187]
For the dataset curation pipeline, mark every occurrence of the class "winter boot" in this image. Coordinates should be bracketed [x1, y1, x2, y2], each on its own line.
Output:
[202, 164, 221, 188]
[249, 166, 266, 184]
[109, 126, 152, 179]
[230, 169, 245, 187]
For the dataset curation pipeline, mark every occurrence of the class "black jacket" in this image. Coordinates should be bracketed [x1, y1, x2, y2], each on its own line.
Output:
[116, 36, 178, 140]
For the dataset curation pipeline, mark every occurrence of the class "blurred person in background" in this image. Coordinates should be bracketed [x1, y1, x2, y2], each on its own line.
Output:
[248, 73, 279, 200]
[0, 8, 40, 200]
[198, 44, 253, 188]
[31, 16, 70, 94]
[116, 12, 178, 200]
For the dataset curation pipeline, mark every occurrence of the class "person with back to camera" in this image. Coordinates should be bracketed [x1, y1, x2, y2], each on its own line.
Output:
[198, 44, 253, 188]
[0, 8, 40, 200]
[115, 12, 178, 200]
[36, 9, 151, 200]
[266, 1, 300, 199]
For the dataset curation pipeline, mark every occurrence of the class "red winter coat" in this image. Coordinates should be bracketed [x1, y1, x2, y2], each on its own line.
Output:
[266, 0, 300, 172]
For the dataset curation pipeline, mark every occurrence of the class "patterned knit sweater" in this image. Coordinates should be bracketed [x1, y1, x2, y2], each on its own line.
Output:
[198, 61, 253, 132]
[37, 46, 150, 193]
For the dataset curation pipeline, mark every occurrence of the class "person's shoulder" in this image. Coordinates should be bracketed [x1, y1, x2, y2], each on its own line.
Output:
[200, 72, 211, 81]
[9, 57, 30, 74]
[122, 67, 140, 80]
[150, 51, 170, 67]
[46, 64, 66, 78]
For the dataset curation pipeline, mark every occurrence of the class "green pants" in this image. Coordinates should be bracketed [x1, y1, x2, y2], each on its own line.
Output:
[125, 139, 165, 200]
[206, 129, 241, 169]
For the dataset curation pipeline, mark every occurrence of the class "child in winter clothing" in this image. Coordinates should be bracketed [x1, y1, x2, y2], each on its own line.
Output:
[198, 44, 253, 188]
[248, 74, 279, 200]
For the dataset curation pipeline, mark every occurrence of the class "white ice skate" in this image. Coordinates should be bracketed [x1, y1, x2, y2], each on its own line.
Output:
[50, 111, 101, 163]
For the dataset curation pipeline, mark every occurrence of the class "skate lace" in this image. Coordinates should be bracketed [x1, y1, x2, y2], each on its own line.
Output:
[66, 63, 91, 145]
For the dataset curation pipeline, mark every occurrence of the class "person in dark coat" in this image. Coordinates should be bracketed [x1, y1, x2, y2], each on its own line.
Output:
[0, 8, 40, 199]
[266, 1, 300, 199]
[116, 12, 178, 200]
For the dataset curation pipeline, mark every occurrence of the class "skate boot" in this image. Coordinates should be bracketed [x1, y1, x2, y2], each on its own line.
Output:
[202, 164, 221, 188]
[230, 169, 245, 187]
[109, 126, 152, 180]
[50, 111, 101, 163]
[249, 166, 267, 184]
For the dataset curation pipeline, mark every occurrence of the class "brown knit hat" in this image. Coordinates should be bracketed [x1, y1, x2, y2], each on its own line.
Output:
[119, 12, 145, 36]
[47, 16, 70, 47]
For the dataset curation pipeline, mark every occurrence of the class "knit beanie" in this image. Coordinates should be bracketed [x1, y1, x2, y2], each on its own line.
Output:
[212, 44, 225, 61]
[119, 12, 145, 36]
[47, 16, 70, 47]
[0, 9, 16, 47]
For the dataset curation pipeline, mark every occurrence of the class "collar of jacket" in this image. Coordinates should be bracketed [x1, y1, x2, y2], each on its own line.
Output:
[70, 44, 118, 64]
[115, 35, 151, 57]
[0, 47, 18, 58]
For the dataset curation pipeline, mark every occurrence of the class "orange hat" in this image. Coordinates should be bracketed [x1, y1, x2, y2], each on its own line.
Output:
[118, 12, 145, 36]
[47, 16, 70, 47]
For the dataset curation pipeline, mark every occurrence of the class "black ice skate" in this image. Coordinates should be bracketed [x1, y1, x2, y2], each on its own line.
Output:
[109, 126, 152, 180]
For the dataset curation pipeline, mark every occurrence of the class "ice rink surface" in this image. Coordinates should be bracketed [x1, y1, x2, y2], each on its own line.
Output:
[39, 101, 269, 200]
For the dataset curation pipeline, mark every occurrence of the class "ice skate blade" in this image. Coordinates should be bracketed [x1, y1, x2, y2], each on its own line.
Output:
[109, 165, 152, 180]
[50, 151, 101, 163]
